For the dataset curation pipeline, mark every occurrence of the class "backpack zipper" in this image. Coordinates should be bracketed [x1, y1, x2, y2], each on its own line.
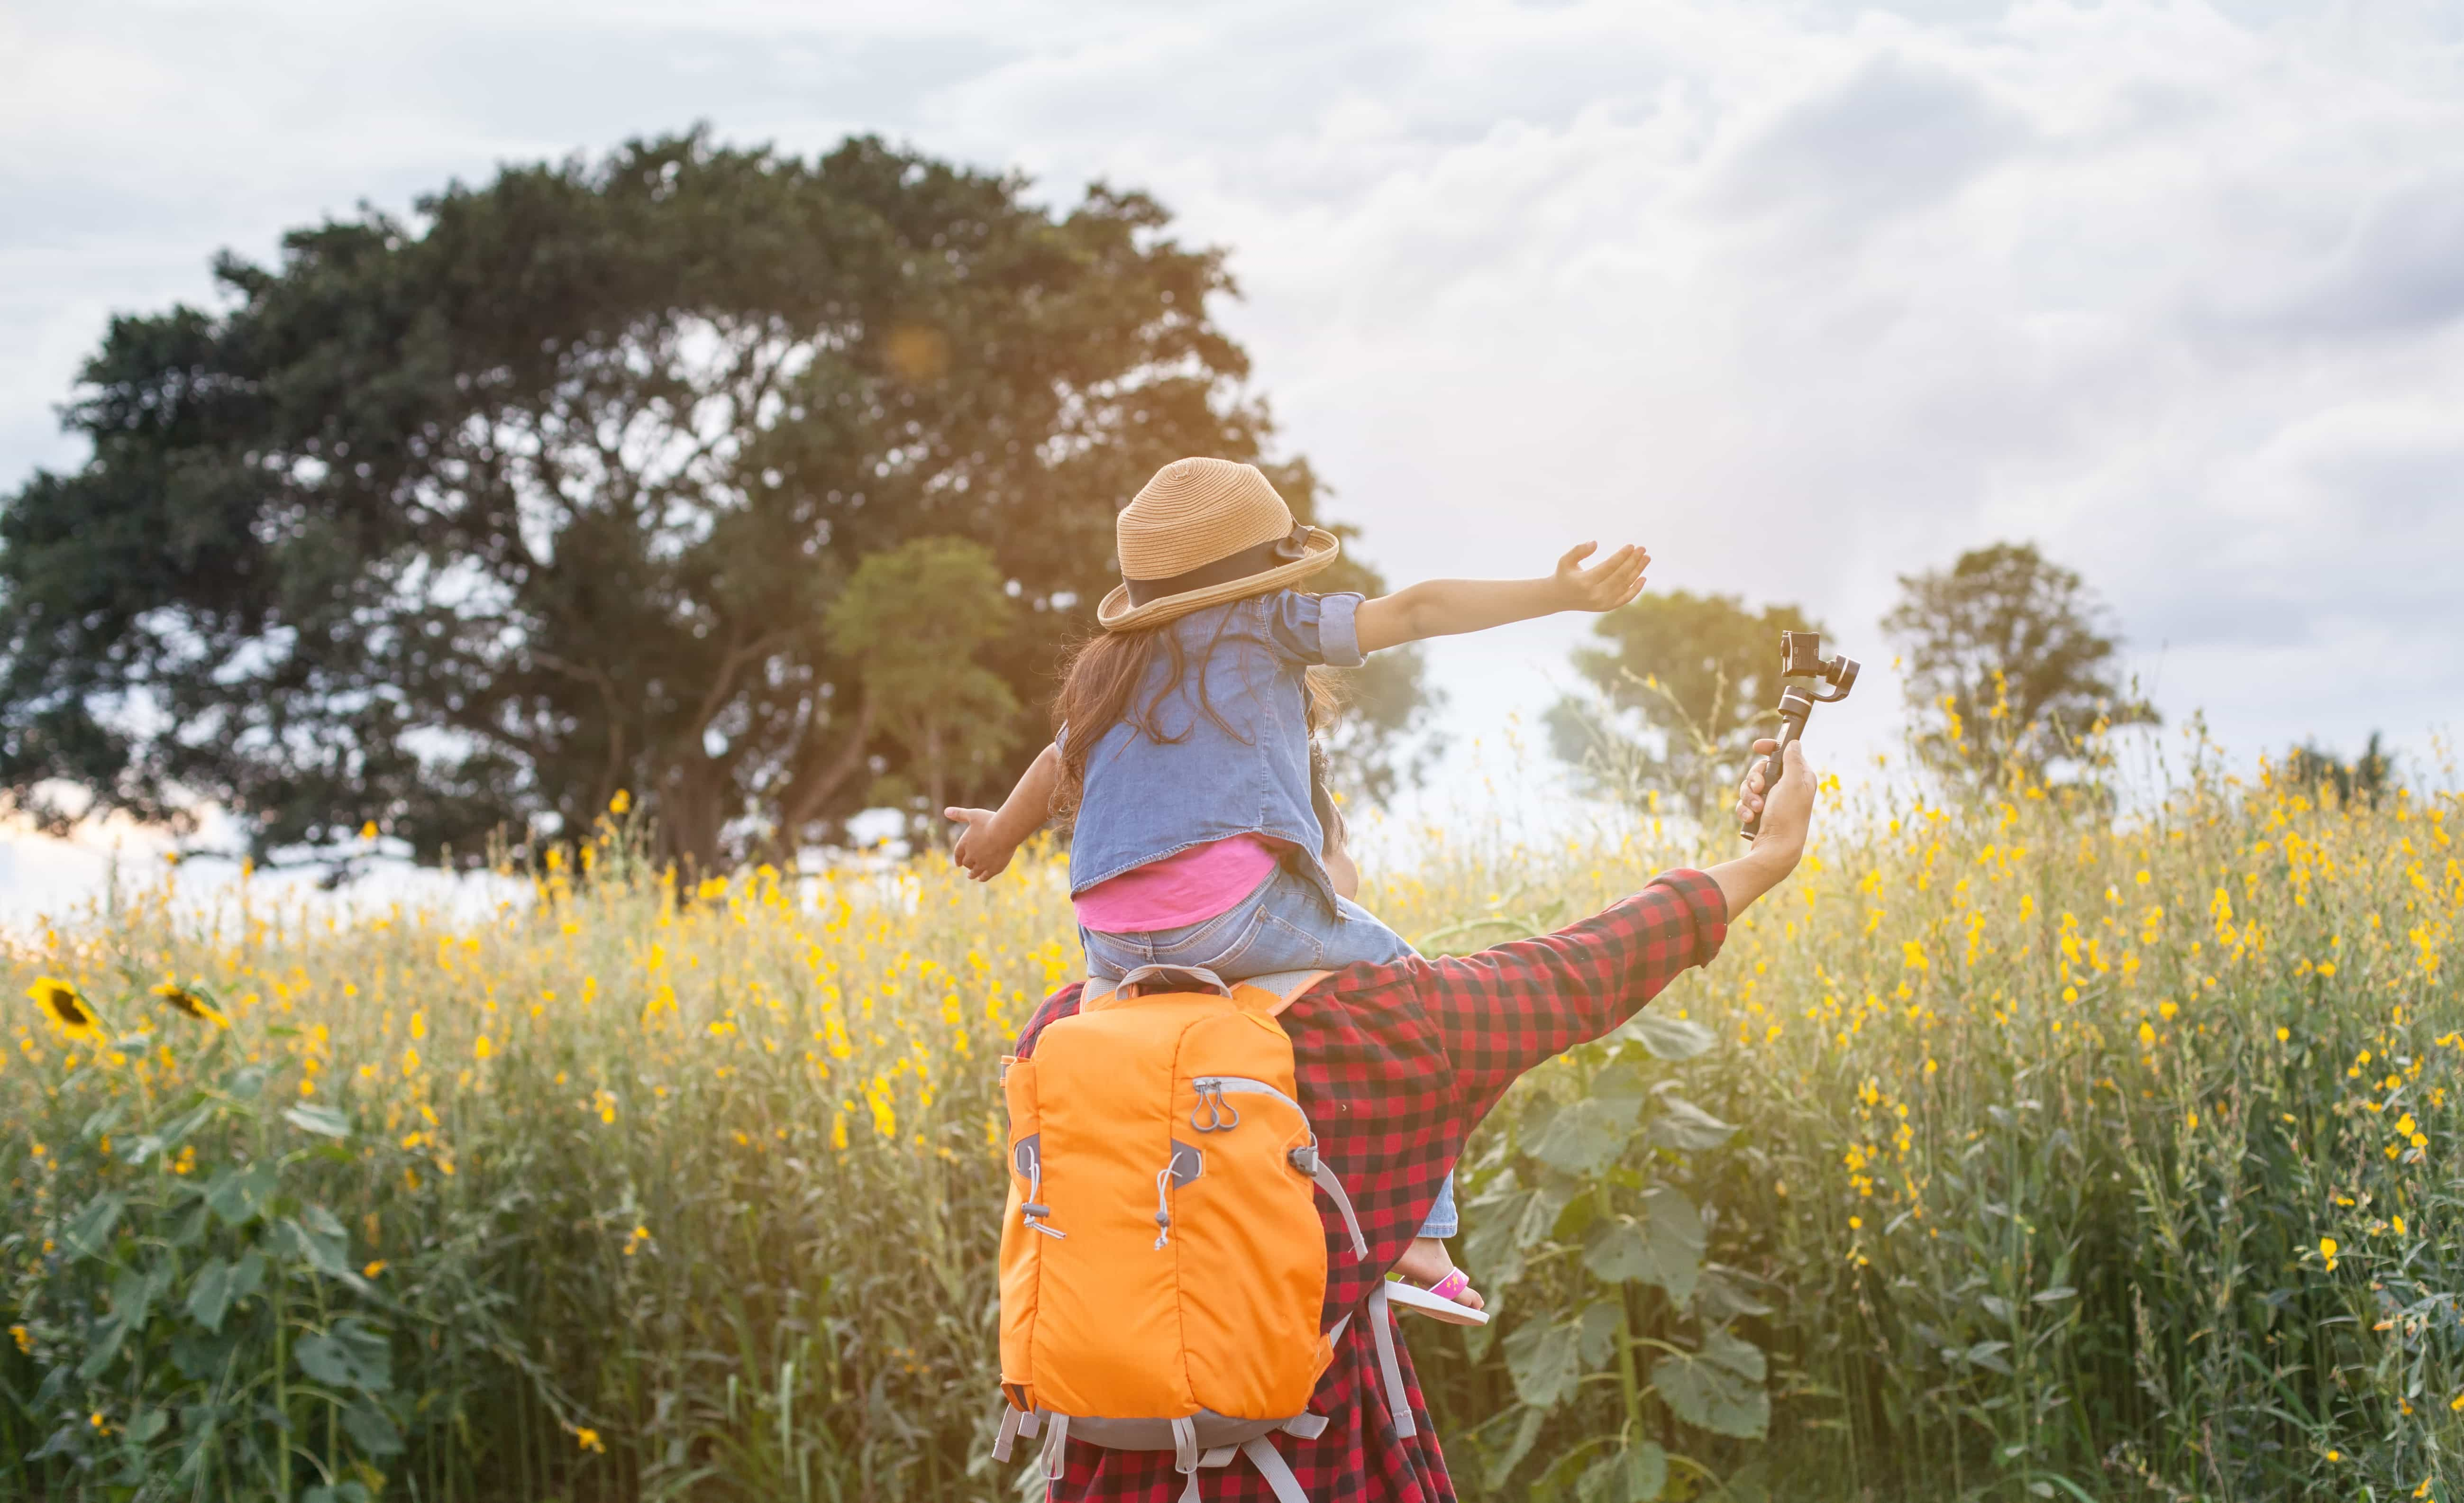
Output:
[1188, 1075, 1308, 1133]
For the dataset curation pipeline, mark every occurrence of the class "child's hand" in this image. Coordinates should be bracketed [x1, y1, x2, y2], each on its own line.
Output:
[943, 808, 1018, 881]
[1551, 541, 1651, 613]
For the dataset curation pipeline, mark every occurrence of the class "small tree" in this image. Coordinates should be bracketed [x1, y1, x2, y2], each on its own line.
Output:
[1880, 542, 2157, 785]
[825, 538, 1021, 831]
[1547, 591, 1821, 817]
[2285, 732, 2392, 809]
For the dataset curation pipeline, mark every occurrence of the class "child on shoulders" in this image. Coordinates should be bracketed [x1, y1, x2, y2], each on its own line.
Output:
[945, 457, 1649, 1321]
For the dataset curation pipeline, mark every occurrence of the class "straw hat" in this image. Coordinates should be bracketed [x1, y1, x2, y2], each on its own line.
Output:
[1095, 458, 1342, 631]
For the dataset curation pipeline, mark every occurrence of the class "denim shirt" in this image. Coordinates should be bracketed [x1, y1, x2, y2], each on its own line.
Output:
[1067, 591, 1366, 911]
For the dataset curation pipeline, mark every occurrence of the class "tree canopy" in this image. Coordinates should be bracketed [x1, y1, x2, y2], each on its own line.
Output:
[1547, 590, 1820, 816]
[1880, 541, 2156, 783]
[0, 130, 1429, 869]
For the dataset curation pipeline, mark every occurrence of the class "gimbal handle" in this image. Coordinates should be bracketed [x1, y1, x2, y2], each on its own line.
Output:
[1740, 687, 1815, 843]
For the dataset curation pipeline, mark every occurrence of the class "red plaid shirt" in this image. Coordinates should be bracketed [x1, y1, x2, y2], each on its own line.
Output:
[1010, 868, 1731, 1503]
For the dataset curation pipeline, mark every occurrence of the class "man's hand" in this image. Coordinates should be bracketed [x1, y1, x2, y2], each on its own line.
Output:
[944, 807, 1020, 881]
[1707, 738, 1816, 920]
[1550, 541, 1651, 613]
[1734, 736, 1813, 861]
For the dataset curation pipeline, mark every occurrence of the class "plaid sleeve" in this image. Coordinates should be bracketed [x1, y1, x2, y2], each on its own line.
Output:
[1410, 867, 1729, 1126]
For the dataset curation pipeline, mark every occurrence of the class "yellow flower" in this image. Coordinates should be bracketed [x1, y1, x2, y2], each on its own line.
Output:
[2319, 1237, 2339, 1271]
[27, 977, 100, 1041]
[151, 981, 230, 1028]
[609, 789, 632, 815]
[359, 820, 379, 840]
[8, 1324, 28, 1354]
[575, 1427, 605, 1453]
[363, 1260, 388, 1278]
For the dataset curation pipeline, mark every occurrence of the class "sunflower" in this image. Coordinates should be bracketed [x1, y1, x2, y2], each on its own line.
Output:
[27, 977, 101, 1041]
[152, 981, 230, 1028]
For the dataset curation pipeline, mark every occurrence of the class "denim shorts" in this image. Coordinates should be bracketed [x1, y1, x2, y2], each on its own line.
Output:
[1080, 862, 1416, 980]
[1081, 864, 1460, 1239]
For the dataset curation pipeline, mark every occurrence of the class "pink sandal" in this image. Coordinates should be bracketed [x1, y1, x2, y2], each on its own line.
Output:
[1385, 1268, 1488, 1326]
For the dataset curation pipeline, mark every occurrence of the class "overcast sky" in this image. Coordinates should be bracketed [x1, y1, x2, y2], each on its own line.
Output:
[6, 0, 2461, 822]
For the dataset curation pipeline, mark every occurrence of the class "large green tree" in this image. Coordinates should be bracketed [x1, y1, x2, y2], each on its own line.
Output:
[1547, 590, 1821, 816]
[1880, 541, 2157, 783]
[0, 130, 1429, 868]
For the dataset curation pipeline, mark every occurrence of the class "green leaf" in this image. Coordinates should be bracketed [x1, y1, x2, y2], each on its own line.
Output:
[1964, 1339, 2015, 1375]
[1589, 1064, 1652, 1114]
[63, 1193, 126, 1259]
[130, 1408, 169, 1444]
[187, 1257, 236, 1334]
[1576, 1298, 1624, 1368]
[130, 1102, 216, 1169]
[294, 1317, 392, 1394]
[1692, 1265, 1774, 1321]
[81, 1103, 127, 1143]
[1530, 1096, 1641, 1179]
[1504, 1317, 1585, 1410]
[1652, 1327, 1769, 1439]
[79, 1319, 129, 1380]
[110, 1266, 158, 1328]
[341, 1399, 404, 1457]
[231, 1249, 267, 1302]
[1647, 1094, 1737, 1152]
[1519, 1175, 1583, 1249]
[170, 1200, 212, 1248]
[1585, 1187, 1705, 1306]
[1480, 1405, 1548, 1493]
[1615, 1010, 1715, 1062]
[1580, 1440, 1670, 1502]
[302, 1485, 371, 1503]
[284, 1102, 351, 1139]
[205, 1163, 277, 1226]
[274, 1214, 368, 1292]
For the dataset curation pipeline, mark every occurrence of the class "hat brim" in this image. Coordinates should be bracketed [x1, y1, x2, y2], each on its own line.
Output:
[1095, 527, 1343, 632]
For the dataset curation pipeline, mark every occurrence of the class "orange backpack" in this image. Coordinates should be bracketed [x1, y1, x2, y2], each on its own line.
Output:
[992, 965, 1418, 1502]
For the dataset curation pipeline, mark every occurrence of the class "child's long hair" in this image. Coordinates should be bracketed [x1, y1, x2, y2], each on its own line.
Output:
[1050, 620, 1342, 825]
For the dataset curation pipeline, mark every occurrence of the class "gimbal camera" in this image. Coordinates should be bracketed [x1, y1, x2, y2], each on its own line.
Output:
[1740, 630, 1859, 842]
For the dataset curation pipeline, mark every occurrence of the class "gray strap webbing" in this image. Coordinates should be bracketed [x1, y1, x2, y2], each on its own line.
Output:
[1240, 1437, 1315, 1503]
[993, 1404, 1022, 1462]
[1311, 1162, 1369, 1259]
[1281, 1411, 1330, 1439]
[1366, 1284, 1418, 1439]
[1019, 1409, 1042, 1439]
[1172, 1416, 1198, 1475]
[1038, 1413, 1070, 1486]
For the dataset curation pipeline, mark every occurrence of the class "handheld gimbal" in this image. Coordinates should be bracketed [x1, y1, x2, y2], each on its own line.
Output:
[1740, 630, 1859, 842]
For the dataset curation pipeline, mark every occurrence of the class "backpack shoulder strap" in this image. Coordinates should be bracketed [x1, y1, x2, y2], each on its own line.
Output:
[1231, 969, 1332, 1017]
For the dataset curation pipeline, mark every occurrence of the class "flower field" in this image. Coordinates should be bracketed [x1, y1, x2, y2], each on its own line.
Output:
[4, 757, 2461, 1501]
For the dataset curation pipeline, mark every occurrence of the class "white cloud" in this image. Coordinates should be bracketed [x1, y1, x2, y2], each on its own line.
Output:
[4, 0, 2460, 812]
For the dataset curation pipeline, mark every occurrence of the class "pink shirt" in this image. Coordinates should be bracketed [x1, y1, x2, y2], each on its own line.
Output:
[1073, 835, 1281, 935]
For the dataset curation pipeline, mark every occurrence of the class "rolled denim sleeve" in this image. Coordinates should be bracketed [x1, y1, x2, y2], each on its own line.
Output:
[1264, 591, 1367, 668]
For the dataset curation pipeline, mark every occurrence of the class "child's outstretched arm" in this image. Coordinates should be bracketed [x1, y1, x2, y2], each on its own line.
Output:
[1352, 541, 1649, 653]
[944, 742, 1059, 881]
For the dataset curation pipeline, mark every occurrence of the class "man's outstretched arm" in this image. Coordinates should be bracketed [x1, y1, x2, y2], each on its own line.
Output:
[1388, 737, 1816, 1107]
